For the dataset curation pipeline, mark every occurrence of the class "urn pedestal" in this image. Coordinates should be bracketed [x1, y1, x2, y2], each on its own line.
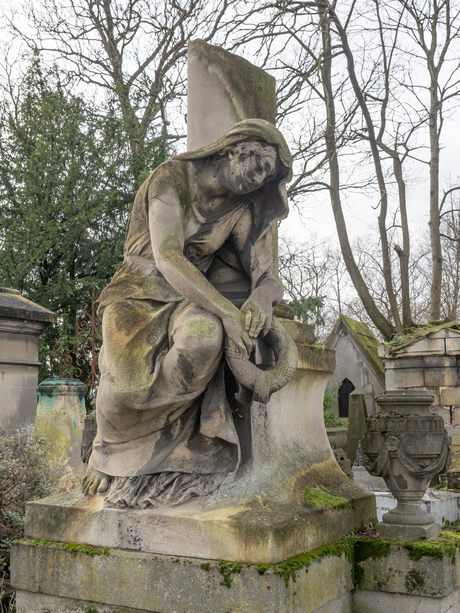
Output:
[363, 390, 451, 540]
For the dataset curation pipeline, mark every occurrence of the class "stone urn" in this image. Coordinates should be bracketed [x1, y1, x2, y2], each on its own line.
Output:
[363, 390, 451, 540]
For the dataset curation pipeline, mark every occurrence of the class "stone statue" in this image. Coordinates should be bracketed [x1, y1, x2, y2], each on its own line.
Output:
[82, 119, 298, 507]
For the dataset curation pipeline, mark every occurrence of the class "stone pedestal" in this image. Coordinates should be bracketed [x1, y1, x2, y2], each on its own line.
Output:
[35, 378, 87, 473]
[11, 538, 354, 613]
[24, 346, 375, 566]
[12, 533, 460, 613]
[0, 287, 56, 434]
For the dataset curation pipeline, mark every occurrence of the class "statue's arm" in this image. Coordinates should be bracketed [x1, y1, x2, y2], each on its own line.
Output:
[148, 195, 252, 355]
[231, 210, 284, 338]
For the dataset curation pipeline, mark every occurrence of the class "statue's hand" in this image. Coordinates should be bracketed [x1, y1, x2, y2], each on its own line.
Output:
[222, 311, 254, 358]
[241, 294, 273, 339]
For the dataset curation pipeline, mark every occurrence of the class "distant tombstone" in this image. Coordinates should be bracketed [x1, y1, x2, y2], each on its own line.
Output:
[35, 378, 87, 473]
[0, 287, 56, 434]
[345, 390, 368, 462]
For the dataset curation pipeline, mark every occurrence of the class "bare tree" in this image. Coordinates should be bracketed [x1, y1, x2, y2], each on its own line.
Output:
[7, 0, 236, 169]
[233, 0, 460, 337]
[396, 0, 460, 319]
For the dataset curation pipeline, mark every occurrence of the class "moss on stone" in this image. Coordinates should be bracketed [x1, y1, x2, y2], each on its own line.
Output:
[385, 321, 460, 355]
[185, 318, 217, 340]
[256, 535, 355, 587]
[339, 315, 384, 375]
[354, 538, 392, 586]
[303, 487, 348, 510]
[24, 538, 109, 557]
[200, 562, 210, 571]
[218, 560, 243, 588]
[404, 535, 458, 562]
[405, 569, 426, 592]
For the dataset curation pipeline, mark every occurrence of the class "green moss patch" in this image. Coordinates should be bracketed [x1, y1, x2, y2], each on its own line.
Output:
[22, 539, 109, 557]
[218, 560, 243, 588]
[303, 486, 348, 510]
[354, 538, 392, 586]
[256, 535, 355, 587]
[405, 534, 459, 562]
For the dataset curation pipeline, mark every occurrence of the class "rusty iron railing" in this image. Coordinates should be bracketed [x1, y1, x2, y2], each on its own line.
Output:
[51, 287, 102, 390]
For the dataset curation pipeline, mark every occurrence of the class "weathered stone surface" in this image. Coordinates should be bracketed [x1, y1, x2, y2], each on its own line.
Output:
[12, 540, 354, 613]
[16, 593, 150, 613]
[0, 288, 57, 433]
[441, 386, 460, 406]
[187, 39, 276, 150]
[352, 466, 389, 493]
[25, 459, 374, 564]
[383, 356, 424, 369]
[345, 392, 367, 463]
[0, 287, 56, 324]
[35, 378, 87, 473]
[423, 356, 457, 368]
[353, 588, 460, 613]
[400, 337, 445, 355]
[446, 336, 460, 354]
[354, 540, 460, 597]
[430, 329, 460, 339]
[277, 317, 315, 344]
[424, 367, 458, 387]
[385, 367, 424, 390]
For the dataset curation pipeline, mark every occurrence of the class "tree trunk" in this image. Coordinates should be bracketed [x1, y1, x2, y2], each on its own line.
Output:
[329, 6, 402, 335]
[393, 154, 413, 329]
[429, 77, 442, 320]
[317, 2, 395, 341]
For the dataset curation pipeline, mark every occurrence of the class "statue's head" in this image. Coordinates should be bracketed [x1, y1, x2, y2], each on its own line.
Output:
[213, 141, 278, 195]
[175, 118, 292, 221]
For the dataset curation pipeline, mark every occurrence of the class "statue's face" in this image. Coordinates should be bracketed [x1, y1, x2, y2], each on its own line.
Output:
[219, 141, 277, 195]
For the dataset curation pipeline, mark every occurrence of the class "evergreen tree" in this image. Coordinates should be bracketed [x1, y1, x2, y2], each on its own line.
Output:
[0, 54, 171, 378]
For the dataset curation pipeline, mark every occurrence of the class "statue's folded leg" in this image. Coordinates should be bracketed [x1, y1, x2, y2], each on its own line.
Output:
[84, 300, 226, 498]
[150, 303, 224, 400]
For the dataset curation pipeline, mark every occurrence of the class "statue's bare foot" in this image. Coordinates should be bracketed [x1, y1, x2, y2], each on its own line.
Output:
[82, 466, 111, 495]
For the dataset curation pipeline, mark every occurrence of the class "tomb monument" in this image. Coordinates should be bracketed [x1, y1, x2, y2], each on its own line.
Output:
[11, 41, 375, 613]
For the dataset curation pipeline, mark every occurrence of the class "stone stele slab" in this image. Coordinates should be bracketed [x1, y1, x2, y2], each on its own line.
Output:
[24, 346, 375, 565]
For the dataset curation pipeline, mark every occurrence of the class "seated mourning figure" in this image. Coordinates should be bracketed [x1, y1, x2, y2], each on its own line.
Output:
[83, 119, 297, 507]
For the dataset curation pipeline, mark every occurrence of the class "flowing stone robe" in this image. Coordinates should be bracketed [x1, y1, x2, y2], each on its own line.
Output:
[90, 119, 292, 506]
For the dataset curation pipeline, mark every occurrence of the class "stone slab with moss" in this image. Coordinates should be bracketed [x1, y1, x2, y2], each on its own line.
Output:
[11, 537, 355, 613]
[12, 533, 460, 613]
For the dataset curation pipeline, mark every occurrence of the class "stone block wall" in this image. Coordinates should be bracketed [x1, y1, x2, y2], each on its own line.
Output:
[381, 328, 460, 425]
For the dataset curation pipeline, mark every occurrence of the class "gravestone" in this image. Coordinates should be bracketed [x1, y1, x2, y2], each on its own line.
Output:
[0, 287, 56, 434]
[35, 378, 87, 473]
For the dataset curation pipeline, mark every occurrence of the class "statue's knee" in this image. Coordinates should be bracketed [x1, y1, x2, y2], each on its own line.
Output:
[178, 312, 223, 359]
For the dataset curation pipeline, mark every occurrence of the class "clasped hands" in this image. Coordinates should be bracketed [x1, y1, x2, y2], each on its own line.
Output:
[222, 289, 273, 357]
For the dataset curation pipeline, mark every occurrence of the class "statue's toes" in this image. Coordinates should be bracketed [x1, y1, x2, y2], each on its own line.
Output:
[97, 477, 109, 493]
[88, 478, 100, 496]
